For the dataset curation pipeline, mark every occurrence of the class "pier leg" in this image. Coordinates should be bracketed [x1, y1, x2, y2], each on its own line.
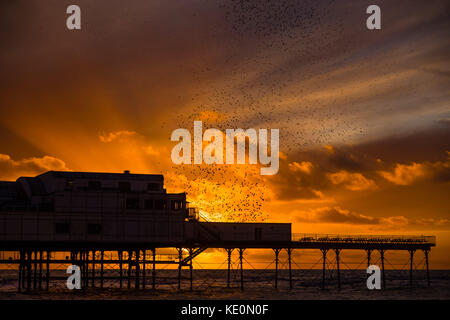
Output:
[38, 251, 43, 290]
[119, 250, 123, 289]
[18, 250, 23, 293]
[81, 251, 87, 290]
[367, 249, 372, 267]
[85, 251, 90, 289]
[424, 249, 430, 287]
[100, 250, 104, 289]
[127, 250, 132, 289]
[143, 250, 146, 289]
[26, 250, 31, 291]
[152, 248, 156, 289]
[380, 249, 386, 289]
[409, 249, 415, 287]
[135, 250, 140, 289]
[33, 251, 37, 290]
[335, 249, 341, 290]
[321, 249, 327, 289]
[91, 250, 95, 288]
[226, 249, 233, 288]
[239, 248, 245, 291]
[189, 248, 193, 291]
[23, 251, 28, 290]
[287, 248, 292, 289]
[46, 251, 50, 291]
[274, 249, 280, 289]
[85, 251, 89, 289]
[178, 248, 182, 290]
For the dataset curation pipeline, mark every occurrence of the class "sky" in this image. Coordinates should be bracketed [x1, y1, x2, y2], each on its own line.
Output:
[0, 0, 449, 268]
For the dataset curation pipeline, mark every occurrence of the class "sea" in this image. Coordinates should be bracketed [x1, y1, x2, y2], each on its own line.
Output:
[0, 269, 449, 300]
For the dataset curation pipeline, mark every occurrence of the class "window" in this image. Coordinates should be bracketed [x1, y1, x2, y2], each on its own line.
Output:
[119, 181, 131, 192]
[87, 223, 102, 235]
[171, 200, 183, 210]
[144, 199, 154, 210]
[155, 199, 166, 210]
[255, 228, 262, 241]
[147, 183, 160, 191]
[88, 181, 101, 190]
[126, 198, 139, 209]
[55, 223, 70, 234]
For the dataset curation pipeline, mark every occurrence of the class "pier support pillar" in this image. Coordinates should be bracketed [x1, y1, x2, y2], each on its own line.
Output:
[274, 248, 280, 289]
[27, 251, 32, 291]
[143, 249, 146, 289]
[287, 248, 292, 289]
[81, 251, 87, 290]
[85, 251, 90, 289]
[367, 249, 372, 267]
[118, 250, 123, 289]
[380, 249, 386, 289]
[100, 250, 104, 289]
[91, 250, 95, 288]
[26, 250, 31, 291]
[239, 248, 245, 291]
[178, 248, 182, 290]
[189, 248, 193, 291]
[409, 249, 415, 287]
[33, 251, 37, 290]
[335, 249, 341, 290]
[127, 250, 132, 289]
[18, 250, 24, 293]
[226, 249, 233, 288]
[46, 251, 50, 291]
[38, 251, 43, 290]
[152, 248, 156, 289]
[321, 249, 327, 289]
[135, 250, 140, 289]
[424, 249, 430, 287]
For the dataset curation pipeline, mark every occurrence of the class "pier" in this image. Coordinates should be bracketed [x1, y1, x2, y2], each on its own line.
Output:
[0, 171, 436, 292]
[0, 233, 435, 292]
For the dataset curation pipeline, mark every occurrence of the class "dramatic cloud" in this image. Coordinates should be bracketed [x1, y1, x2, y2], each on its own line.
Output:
[378, 162, 429, 185]
[295, 206, 379, 225]
[328, 170, 376, 191]
[0, 153, 69, 181]
[99, 130, 137, 143]
[288, 161, 313, 174]
[267, 157, 329, 201]
[378, 157, 450, 185]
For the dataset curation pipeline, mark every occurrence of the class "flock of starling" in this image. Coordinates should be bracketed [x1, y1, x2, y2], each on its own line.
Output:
[167, 0, 368, 221]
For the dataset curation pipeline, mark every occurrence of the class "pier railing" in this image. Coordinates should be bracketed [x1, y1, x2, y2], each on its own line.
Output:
[291, 233, 436, 245]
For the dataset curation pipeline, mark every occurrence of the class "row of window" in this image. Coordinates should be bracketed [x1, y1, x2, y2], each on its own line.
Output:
[125, 198, 184, 210]
[56, 222, 101, 235]
[65, 180, 160, 192]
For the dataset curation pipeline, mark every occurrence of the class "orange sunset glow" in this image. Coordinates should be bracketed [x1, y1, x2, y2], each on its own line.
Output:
[0, 0, 449, 270]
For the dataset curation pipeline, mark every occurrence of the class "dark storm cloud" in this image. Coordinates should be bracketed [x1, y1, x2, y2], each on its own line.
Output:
[267, 125, 450, 200]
